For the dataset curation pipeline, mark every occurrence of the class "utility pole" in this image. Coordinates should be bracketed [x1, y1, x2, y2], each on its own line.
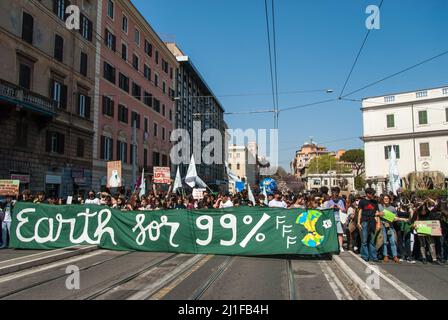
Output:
[132, 119, 137, 189]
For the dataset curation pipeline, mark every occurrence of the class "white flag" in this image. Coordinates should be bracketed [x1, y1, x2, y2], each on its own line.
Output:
[185, 155, 198, 188]
[263, 186, 269, 205]
[247, 183, 256, 206]
[173, 167, 183, 193]
[389, 146, 401, 196]
[139, 168, 146, 198]
[195, 176, 209, 189]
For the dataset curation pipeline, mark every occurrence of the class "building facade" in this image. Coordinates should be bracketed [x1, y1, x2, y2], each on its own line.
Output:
[362, 85, 448, 190]
[0, 0, 97, 198]
[166, 43, 226, 190]
[303, 171, 355, 192]
[291, 142, 330, 177]
[92, 0, 178, 191]
[228, 143, 259, 193]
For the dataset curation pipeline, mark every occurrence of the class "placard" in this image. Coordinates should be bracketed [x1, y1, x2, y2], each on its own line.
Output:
[153, 167, 171, 184]
[107, 161, 122, 188]
[383, 209, 397, 223]
[193, 188, 206, 200]
[0, 180, 20, 196]
[415, 221, 442, 236]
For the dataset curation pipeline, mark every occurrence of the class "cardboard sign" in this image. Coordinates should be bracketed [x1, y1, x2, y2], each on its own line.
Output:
[383, 209, 397, 223]
[193, 188, 206, 200]
[0, 180, 20, 196]
[416, 221, 442, 236]
[153, 167, 171, 184]
[107, 161, 122, 188]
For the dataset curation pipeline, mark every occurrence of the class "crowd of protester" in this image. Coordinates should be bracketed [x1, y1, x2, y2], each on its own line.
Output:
[1, 184, 447, 266]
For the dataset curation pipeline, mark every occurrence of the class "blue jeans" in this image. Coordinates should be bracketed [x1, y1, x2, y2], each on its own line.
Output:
[382, 224, 398, 258]
[0, 221, 11, 249]
[361, 221, 378, 261]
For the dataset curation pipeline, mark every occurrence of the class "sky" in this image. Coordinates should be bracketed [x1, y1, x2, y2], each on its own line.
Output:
[132, 0, 448, 171]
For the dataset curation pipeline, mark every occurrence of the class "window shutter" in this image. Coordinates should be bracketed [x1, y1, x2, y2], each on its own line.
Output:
[77, 93, 81, 115]
[112, 35, 116, 52]
[60, 84, 68, 109]
[384, 146, 389, 160]
[50, 79, 55, 101]
[58, 133, 65, 154]
[46, 131, 51, 152]
[100, 136, 105, 160]
[88, 19, 93, 41]
[85, 95, 91, 119]
[116, 140, 120, 161]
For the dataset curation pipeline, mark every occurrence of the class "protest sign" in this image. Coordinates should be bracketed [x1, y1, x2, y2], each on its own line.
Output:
[383, 209, 397, 223]
[193, 188, 206, 200]
[10, 203, 339, 256]
[0, 180, 20, 196]
[153, 167, 171, 184]
[415, 221, 442, 236]
[107, 161, 122, 188]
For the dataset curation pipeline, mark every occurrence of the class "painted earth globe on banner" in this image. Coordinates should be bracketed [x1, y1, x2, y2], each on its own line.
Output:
[259, 178, 277, 195]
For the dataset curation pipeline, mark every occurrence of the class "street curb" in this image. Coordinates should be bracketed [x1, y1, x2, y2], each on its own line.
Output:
[0, 245, 98, 276]
[332, 254, 381, 300]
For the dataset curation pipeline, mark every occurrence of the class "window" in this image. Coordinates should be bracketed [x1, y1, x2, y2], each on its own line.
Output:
[144, 65, 151, 81]
[384, 96, 395, 103]
[132, 54, 139, 70]
[420, 143, 430, 157]
[80, 52, 88, 76]
[117, 141, 127, 163]
[162, 154, 168, 166]
[54, 34, 64, 62]
[153, 122, 158, 137]
[53, 0, 66, 20]
[153, 98, 160, 113]
[131, 111, 141, 129]
[144, 118, 148, 133]
[135, 29, 140, 46]
[22, 12, 34, 44]
[46, 131, 65, 154]
[162, 104, 166, 116]
[144, 92, 152, 107]
[77, 138, 85, 158]
[153, 152, 160, 166]
[19, 63, 31, 90]
[107, 0, 114, 19]
[100, 136, 113, 160]
[51, 79, 67, 109]
[102, 96, 114, 117]
[416, 91, 428, 98]
[144, 149, 148, 169]
[386, 114, 395, 128]
[78, 93, 91, 119]
[144, 40, 152, 57]
[170, 67, 173, 80]
[16, 118, 28, 147]
[155, 50, 159, 64]
[154, 73, 159, 87]
[121, 43, 127, 61]
[443, 88, 448, 95]
[122, 15, 128, 33]
[118, 104, 128, 123]
[384, 145, 400, 159]
[418, 110, 428, 125]
[169, 109, 172, 121]
[237, 164, 240, 170]
[162, 60, 169, 73]
[80, 14, 93, 41]
[162, 127, 165, 140]
[103, 62, 116, 84]
[132, 83, 141, 100]
[162, 81, 166, 94]
[118, 73, 129, 92]
[105, 29, 116, 52]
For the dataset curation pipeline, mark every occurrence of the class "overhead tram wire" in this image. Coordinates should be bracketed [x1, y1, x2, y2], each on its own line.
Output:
[264, 0, 278, 129]
[341, 48, 448, 98]
[271, 0, 280, 129]
[338, 0, 385, 98]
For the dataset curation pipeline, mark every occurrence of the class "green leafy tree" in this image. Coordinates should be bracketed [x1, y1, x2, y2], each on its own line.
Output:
[340, 149, 365, 177]
[307, 155, 348, 174]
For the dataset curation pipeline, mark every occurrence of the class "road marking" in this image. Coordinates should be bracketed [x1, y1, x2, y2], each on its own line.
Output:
[348, 251, 427, 300]
[149, 255, 215, 300]
[0, 245, 97, 265]
[128, 254, 208, 300]
[319, 261, 353, 300]
[0, 250, 107, 284]
[333, 255, 381, 300]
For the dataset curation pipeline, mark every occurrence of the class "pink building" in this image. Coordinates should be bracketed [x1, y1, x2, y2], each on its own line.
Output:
[93, 0, 178, 191]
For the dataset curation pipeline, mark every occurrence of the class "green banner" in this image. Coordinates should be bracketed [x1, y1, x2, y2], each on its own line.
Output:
[10, 203, 339, 255]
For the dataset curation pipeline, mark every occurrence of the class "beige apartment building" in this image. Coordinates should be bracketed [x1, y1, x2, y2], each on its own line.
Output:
[228, 142, 259, 193]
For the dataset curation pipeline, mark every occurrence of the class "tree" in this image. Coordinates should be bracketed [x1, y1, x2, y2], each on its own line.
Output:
[355, 175, 365, 190]
[340, 149, 365, 177]
[307, 155, 349, 174]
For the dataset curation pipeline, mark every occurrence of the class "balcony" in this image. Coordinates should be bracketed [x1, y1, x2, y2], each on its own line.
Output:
[0, 78, 56, 116]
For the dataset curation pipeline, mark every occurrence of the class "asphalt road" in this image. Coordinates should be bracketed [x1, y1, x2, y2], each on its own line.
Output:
[0, 248, 446, 300]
